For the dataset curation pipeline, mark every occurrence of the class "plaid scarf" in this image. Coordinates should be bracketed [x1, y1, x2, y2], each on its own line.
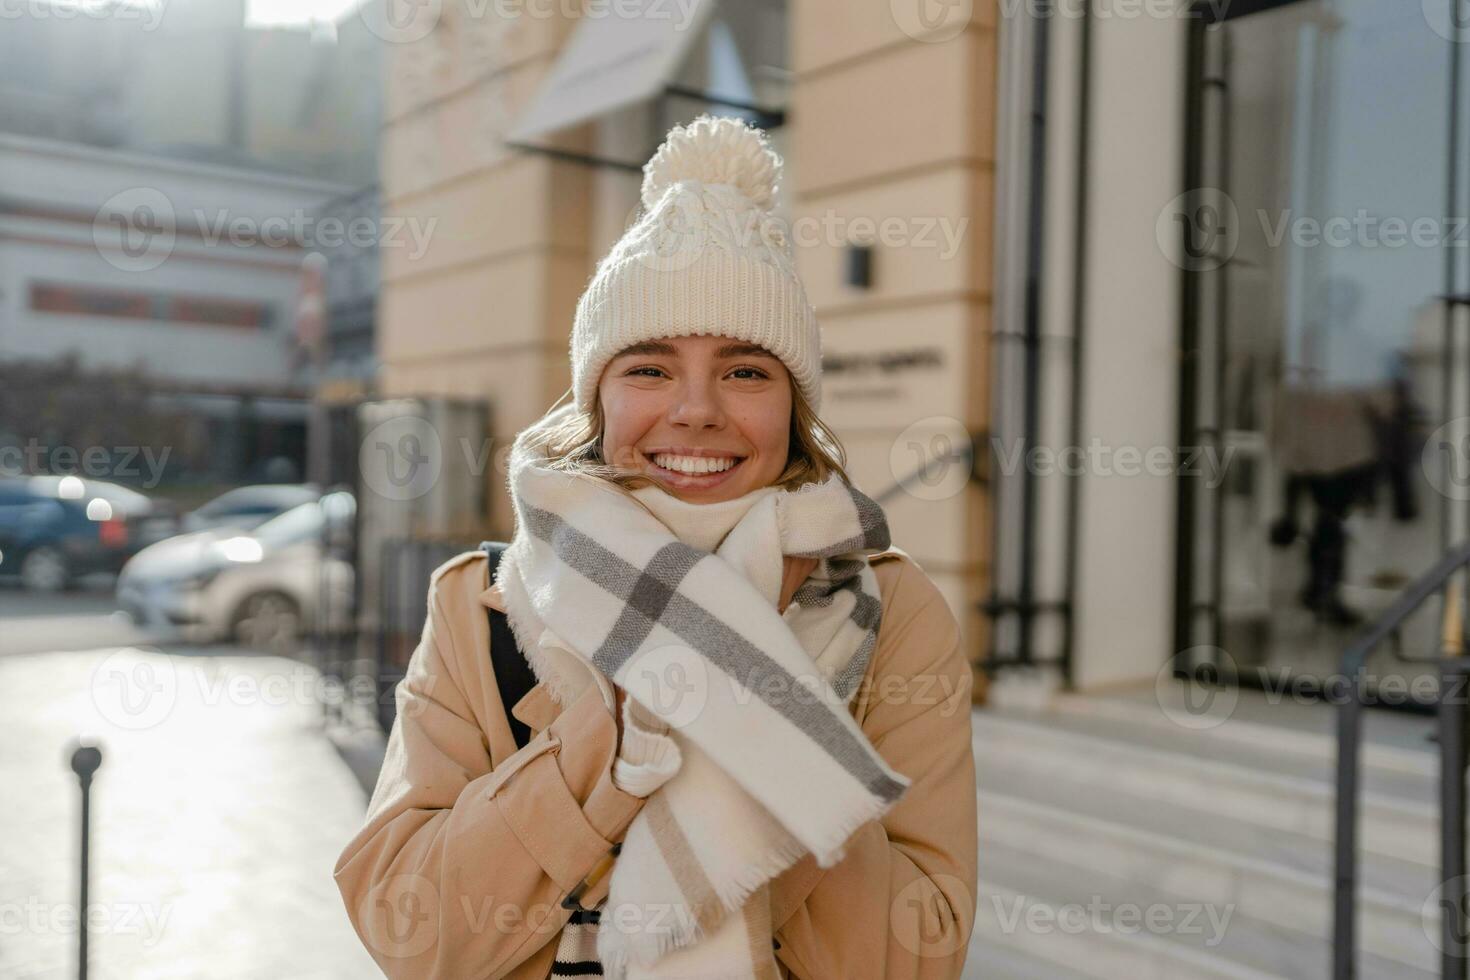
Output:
[494, 404, 912, 979]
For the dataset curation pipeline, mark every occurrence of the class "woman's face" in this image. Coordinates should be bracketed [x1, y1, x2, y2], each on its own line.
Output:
[598, 334, 793, 503]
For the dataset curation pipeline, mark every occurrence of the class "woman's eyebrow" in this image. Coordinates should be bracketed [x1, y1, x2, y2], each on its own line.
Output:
[612, 340, 778, 360]
[715, 342, 778, 360]
[614, 340, 680, 358]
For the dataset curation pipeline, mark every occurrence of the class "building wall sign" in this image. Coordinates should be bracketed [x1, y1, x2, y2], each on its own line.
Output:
[30, 281, 274, 330]
[823, 345, 945, 401]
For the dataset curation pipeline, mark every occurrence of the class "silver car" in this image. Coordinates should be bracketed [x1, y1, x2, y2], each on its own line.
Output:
[117, 490, 355, 652]
[179, 484, 323, 535]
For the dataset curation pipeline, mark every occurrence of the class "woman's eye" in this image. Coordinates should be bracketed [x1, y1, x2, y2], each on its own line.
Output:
[730, 367, 768, 380]
[627, 366, 666, 378]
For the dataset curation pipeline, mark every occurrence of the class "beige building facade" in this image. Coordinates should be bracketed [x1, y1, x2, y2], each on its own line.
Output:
[377, 0, 997, 696]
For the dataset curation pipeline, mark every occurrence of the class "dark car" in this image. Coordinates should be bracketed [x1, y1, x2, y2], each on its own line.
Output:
[0, 476, 176, 591]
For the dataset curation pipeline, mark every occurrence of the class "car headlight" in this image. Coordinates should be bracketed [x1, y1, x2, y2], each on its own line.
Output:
[215, 536, 264, 564]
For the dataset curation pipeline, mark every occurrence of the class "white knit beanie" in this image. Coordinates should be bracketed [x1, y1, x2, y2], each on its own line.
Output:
[569, 113, 822, 415]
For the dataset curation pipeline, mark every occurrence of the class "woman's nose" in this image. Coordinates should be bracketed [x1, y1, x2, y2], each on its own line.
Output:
[668, 380, 725, 428]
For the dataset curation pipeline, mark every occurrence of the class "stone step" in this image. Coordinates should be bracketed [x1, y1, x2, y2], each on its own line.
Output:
[975, 773, 1437, 972]
[973, 709, 1440, 866]
[1050, 690, 1437, 779]
[974, 838, 1435, 980]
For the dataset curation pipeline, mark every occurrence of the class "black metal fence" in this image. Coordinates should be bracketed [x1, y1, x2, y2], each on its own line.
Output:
[1334, 541, 1470, 979]
[302, 524, 490, 734]
[370, 536, 483, 731]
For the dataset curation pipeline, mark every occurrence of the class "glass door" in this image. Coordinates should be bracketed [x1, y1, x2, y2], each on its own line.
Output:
[1179, 0, 1470, 697]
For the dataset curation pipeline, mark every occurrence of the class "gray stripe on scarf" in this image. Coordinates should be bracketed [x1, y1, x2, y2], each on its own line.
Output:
[789, 481, 890, 558]
[523, 503, 906, 802]
[790, 558, 882, 702]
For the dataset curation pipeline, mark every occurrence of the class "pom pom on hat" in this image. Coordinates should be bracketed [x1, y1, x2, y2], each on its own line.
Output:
[639, 113, 781, 211]
[570, 113, 822, 416]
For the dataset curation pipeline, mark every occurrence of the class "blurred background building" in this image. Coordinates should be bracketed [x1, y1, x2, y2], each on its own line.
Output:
[0, 0, 380, 496]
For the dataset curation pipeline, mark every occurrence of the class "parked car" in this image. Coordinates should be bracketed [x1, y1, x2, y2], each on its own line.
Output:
[0, 475, 178, 591]
[180, 484, 322, 535]
[116, 490, 355, 652]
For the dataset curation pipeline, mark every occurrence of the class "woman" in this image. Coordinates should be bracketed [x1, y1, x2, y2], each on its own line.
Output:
[335, 114, 977, 979]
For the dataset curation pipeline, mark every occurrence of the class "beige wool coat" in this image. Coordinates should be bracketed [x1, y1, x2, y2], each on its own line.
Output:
[334, 544, 978, 979]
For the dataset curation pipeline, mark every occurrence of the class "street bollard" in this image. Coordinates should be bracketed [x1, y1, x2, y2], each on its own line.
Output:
[67, 736, 103, 980]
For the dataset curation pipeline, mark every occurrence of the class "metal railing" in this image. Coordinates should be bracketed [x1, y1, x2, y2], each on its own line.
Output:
[1334, 540, 1470, 979]
[372, 536, 484, 731]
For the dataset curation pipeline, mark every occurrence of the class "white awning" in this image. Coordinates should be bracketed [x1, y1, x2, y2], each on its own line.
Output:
[506, 0, 718, 144]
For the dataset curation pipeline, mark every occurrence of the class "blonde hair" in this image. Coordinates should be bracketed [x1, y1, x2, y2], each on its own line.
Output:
[531, 375, 851, 495]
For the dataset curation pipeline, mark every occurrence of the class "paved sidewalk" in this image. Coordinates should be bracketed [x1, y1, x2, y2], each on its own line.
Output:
[0, 584, 167, 659]
[0, 645, 383, 980]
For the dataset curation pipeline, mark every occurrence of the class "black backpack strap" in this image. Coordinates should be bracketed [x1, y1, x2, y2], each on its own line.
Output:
[480, 541, 538, 751]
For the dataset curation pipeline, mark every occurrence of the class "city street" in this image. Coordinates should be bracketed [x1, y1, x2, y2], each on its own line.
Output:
[0, 579, 166, 659]
[0, 587, 382, 980]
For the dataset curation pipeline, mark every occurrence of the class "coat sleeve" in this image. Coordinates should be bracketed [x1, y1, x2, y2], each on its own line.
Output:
[333, 568, 648, 979]
[768, 559, 978, 980]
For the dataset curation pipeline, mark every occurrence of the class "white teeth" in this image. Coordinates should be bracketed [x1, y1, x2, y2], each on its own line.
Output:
[653, 453, 740, 475]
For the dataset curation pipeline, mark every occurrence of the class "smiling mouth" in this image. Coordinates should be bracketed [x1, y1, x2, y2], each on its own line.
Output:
[642, 451, 747, 481]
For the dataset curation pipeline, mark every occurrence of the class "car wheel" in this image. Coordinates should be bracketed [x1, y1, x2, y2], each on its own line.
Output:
[20, 547, 70, 592]
[232, 592, 302, 654]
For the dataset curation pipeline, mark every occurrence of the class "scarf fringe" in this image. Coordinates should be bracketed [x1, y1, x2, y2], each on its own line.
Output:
[608, 827, 812, 969]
